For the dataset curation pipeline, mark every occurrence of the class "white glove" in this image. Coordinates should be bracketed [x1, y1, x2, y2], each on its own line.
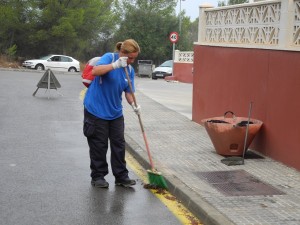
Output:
[112, 57, 128, 69]
[131, 102, 141, 115]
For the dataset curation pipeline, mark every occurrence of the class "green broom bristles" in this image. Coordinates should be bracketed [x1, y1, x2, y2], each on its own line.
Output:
[147, 169, 168, 189]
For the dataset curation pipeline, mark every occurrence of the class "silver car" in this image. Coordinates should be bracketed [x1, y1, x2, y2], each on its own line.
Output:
[22, 55, 80, 72]
[152, 60, 173, 80]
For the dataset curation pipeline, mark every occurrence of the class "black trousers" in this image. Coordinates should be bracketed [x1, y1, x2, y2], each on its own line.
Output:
[83, 109, 128, 180]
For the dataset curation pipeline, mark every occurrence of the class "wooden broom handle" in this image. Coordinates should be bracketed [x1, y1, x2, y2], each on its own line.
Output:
[124, 67, 155, 170]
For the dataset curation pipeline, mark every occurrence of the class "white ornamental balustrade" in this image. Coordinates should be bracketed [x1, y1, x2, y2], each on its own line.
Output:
[174, 50, 194, 63]
[197, 0, 300, 51]
[294, 0, 300, 45]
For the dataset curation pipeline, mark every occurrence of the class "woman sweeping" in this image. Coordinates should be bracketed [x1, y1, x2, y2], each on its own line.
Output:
[83, 39, 141, 188]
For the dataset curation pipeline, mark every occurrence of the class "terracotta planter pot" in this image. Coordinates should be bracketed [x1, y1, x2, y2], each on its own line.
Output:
[202, 112, 263, 156]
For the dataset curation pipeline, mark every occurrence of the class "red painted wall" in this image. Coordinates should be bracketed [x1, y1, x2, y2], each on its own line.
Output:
[172, 63, 193, 83]
[193, 45, 300, 171]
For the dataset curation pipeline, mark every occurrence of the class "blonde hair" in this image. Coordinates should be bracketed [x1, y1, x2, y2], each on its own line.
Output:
[115, 39, 140, 54]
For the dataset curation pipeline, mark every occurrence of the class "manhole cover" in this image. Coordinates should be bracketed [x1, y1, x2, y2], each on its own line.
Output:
[195, 170, 285, 196]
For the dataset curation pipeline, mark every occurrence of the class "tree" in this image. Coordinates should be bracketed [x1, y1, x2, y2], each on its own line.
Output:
[229, 0, 249, 4]
[0, 0, 198, 64]
[27, 0, 119, 59]
[113, 0, 186, 65]
[0, 0, 119, 60]
[176, 12, 198, 51]
[218, 0, 248, 6]
[0, 0, 34, 56]
[218, 1, 226, 6]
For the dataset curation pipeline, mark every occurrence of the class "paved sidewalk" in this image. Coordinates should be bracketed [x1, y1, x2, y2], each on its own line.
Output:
[124, 90, 300, 225]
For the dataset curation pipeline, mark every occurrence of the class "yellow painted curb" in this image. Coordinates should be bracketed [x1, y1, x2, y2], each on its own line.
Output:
[126, 153, 203, 225]
[79, 86, 202, 224]
[79, 88, 87, 101]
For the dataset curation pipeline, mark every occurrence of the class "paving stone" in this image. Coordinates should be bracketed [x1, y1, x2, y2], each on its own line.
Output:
[125, 90, 300, 225]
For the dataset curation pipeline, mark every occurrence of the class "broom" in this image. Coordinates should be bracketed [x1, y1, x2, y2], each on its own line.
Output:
[124, 67, 168, 189]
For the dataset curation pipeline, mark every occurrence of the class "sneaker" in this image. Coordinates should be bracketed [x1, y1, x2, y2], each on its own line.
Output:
[115, 178, 136, 187]
[91, 178, 109, 188]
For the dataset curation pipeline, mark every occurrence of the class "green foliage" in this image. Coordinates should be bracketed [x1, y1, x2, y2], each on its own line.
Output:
[0, 0, 118, 60]
[6, 44, 17, 59]
[218, 1, 226, 6]
[0, 0, 29, 54]
[218, 0, 248, 6]
[114, 0, 181, 65]
[177, 14, 197, 52]
[229, 0, 249, 4]
[0, 0, 199, 64]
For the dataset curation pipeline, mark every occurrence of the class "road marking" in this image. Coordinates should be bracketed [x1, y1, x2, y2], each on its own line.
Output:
[79, 86, 201, 224]
[126, 152, 203, 225]
[79, 88, 87, 101]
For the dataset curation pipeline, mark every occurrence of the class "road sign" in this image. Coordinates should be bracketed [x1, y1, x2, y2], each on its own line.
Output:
[169, 32, 179, 43]
[32, 69, 62, 98]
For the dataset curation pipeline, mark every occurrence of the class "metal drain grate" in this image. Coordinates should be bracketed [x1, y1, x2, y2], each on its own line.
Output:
[195, 170, 285, 196]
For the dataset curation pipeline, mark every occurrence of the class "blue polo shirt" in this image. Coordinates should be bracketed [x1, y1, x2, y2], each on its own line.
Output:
[83, 52, 135, 120]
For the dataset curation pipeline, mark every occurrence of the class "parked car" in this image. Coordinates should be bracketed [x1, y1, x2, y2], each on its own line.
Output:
[22, 55, 80, 72]
[152, 60, 173, 80]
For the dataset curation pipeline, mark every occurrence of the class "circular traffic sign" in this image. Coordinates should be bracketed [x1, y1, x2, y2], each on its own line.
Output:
[169, 31, 179, 43]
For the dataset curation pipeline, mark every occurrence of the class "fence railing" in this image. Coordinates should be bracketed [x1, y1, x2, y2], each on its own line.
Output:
[196, 0, 300, 51]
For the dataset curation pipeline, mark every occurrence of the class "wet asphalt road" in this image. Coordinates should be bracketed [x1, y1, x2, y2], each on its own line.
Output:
[0, 70, 182, 225]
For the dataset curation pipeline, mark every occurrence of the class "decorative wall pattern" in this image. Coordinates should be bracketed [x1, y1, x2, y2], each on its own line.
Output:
[200, 0, 300, 49]
[177, 51, 194, 62]
[294, 0, 300, 45]
[205, 3, 281, 45]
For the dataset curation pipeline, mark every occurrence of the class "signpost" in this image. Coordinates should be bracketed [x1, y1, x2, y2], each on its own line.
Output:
[169, 32, 179, 61]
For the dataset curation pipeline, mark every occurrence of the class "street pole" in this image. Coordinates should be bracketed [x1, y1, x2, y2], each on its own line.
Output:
[179, 0, 182, 35]
[172, 43, 175, 61]
[179, 0, 185, 35]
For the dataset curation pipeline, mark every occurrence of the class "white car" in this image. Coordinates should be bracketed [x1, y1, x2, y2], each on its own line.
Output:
[152, 60, 173, 80]
[22, 55, 80, 72]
